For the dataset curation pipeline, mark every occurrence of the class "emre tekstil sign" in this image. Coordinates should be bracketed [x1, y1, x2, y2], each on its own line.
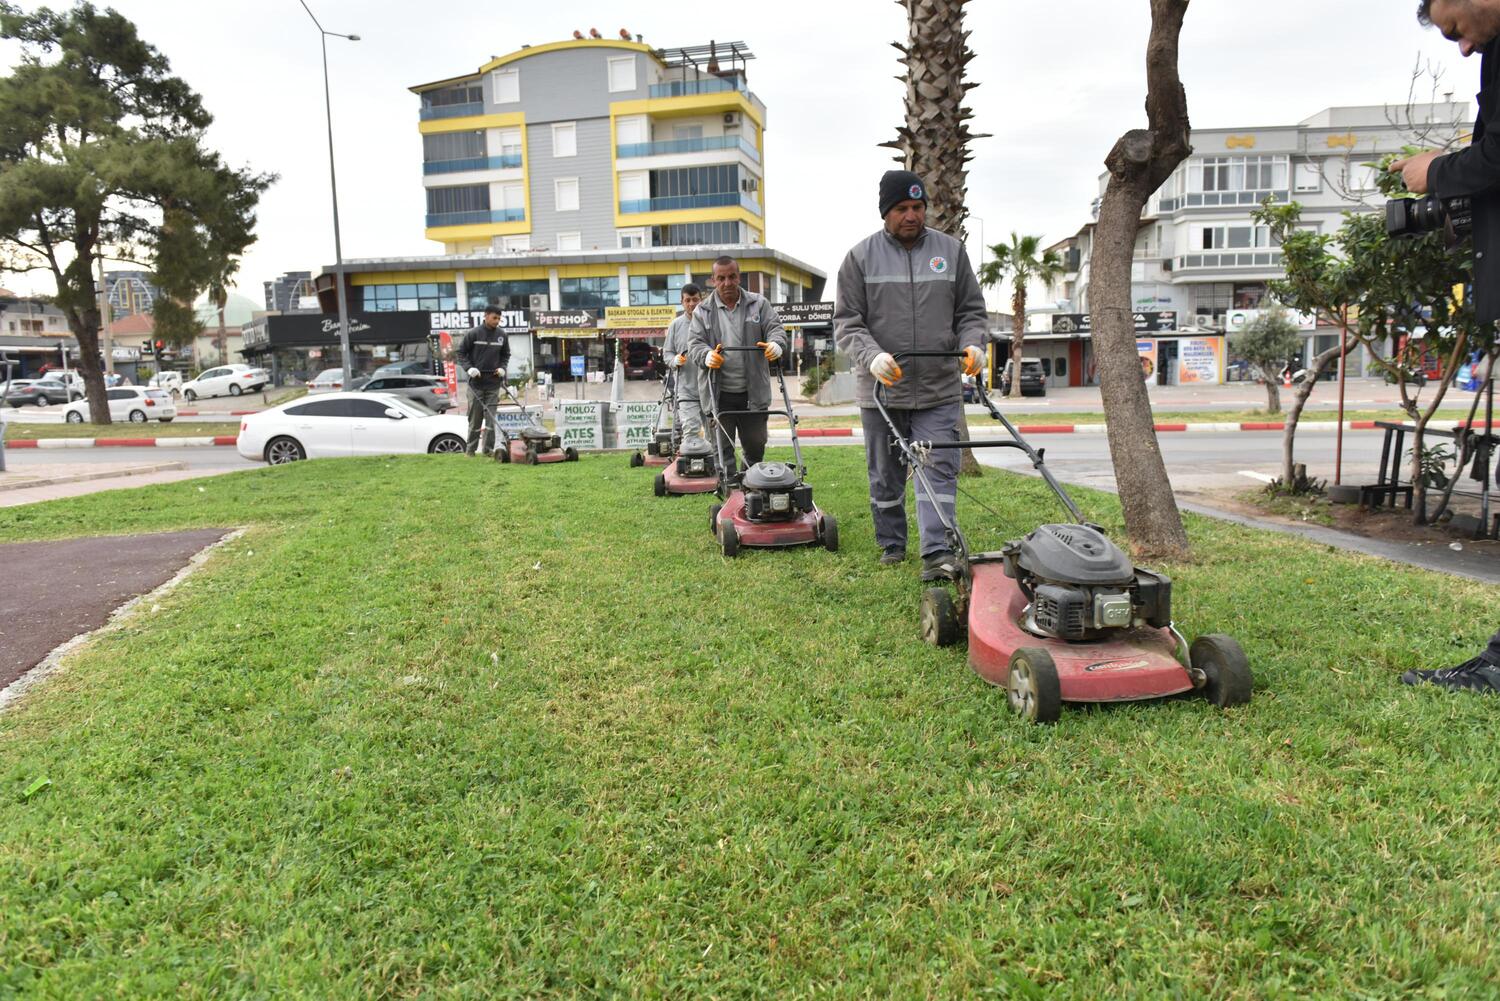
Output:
[429, 309, 530, 335]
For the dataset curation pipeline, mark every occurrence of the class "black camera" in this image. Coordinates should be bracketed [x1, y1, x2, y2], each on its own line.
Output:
[1385, 194, 1473, 242]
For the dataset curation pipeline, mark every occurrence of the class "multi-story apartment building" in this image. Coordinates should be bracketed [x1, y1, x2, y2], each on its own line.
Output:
[264, 271, 317, 313]
[1031, 103, 1469, 388]
[104, 271, 160, 318]
[412, 34, 765, 254]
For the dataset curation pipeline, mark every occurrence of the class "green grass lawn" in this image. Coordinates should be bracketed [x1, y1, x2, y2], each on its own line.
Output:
[1, 449, 1497, 998]
[783, 407, 1477, 430]
[3, 421, 242, 440]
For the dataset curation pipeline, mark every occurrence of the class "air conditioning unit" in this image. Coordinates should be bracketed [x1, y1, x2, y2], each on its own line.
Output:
[1194, 314, 1216, 329]
[529, 293, 550, 310]
[722, 112, 740, 126]
[740, 178, 759, 192]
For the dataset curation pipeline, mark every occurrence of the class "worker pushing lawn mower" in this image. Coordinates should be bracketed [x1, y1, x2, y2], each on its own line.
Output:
[629, 367, 680, 469]
[873, 352, 1252, 724]
[700, 344, 838, 556]
[633, 283, 705, 470]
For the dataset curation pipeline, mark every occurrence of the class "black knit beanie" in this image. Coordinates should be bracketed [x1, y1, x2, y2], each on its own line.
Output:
[879, 170, 927, 218]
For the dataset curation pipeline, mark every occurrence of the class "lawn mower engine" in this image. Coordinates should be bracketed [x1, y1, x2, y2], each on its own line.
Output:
[647, 429, 676, 459]
[675, 437, 717, 478]
[1000, 524, 1172, 641]
[740, 462, 813, 522]
[520, 426, 561, 450]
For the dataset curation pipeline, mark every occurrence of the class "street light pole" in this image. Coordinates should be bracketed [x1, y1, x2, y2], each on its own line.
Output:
[299, 1, 359, 389]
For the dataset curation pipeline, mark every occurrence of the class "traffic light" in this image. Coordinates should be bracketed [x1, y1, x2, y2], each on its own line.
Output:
[151, 339, 165, 366]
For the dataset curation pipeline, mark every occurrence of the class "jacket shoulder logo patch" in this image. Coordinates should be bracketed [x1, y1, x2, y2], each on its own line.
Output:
[929, 256, 948, 274]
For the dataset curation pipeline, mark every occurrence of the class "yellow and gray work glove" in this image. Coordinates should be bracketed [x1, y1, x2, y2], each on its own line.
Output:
[870, 352, 903, 387]
[466, 367, 480, 379]
[962, 346, 984, 377]
[758, 340, 783, 361]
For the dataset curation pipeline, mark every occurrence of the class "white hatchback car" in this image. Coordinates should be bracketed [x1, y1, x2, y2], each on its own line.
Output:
[237, 392, 470, 464]
[181, 364, 268, 402]
[62, 387, 177, 424]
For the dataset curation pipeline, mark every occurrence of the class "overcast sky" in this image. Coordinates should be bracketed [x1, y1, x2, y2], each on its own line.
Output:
[0, 0, 1479, 307]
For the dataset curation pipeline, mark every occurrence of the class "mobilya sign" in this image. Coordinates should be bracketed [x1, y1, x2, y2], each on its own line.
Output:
[429, 309, 529, 334]
[775, 301, 835, 325]
[1051, 311, 1178, 335]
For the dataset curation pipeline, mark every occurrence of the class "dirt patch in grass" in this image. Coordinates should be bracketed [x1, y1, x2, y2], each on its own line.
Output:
[1207, 485, 1498, 547]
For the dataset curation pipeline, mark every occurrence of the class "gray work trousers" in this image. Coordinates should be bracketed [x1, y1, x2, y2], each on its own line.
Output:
[859, 401, 962, 558]
[466, 383, 501, 455]
[677, 397, 703, 437]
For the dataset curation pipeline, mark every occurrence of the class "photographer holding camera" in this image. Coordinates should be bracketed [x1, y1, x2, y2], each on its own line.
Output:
[1393, 0, 1500, 695]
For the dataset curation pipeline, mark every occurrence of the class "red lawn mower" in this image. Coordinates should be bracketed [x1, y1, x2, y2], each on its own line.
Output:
[705, 346, 838, 556]
[630, 368, 679, 469]
[482, 383, 578, 465]
[873, 351, 1251, 724]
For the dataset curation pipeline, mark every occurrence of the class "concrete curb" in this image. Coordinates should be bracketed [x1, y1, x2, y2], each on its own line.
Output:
[0, 461, 188, 492]
[768, 419, 1486, 442]
[6, 436, 238, 449]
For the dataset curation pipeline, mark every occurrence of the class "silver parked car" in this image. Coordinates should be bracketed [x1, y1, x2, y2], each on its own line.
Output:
[359, 374, 454, 412]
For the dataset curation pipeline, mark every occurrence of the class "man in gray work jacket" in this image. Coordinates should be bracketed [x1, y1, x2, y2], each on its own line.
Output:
[834, 170, 989, 581]
[686, 256, 789, 470]
[662, 282, 705, 436]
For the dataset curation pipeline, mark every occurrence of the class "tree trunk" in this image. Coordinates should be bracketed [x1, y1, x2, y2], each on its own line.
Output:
[1009, 287, 1025, 399]
[1263, 377, 1281, 415]
[1429, 349, 1494, 522]
[1407, 330, 1469, 523]
[1279, 344, 1342, 487]
[1089, 0, 1193, 559]
[60, 248, 111, 425]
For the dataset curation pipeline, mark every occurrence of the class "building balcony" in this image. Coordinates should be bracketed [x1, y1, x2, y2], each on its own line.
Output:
[617, 135, 759, 163]
[619, 192, 760, 215]
[422, 154, 523, 175]
[1172, 250, 1284, 273]
[425, 208, 526, 228]
[649, 78, 748, 99]
[1157, 190, 1290, 213]
[419, 101, 485, 121]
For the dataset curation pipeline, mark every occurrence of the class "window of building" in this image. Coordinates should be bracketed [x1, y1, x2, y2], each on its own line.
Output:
[1190, 155, 1288, 194]
[555, 177, 579, 212]
[492, 67, 519, 104]
[421, 83, 482, 112]
[618, 228, 647, 249]
[423, 130, 487, 164]
[361, 283, 459, 313]
[1197, 224, 1275, 250]
[559, 276, 619, 310]
[500, 235, 532, 253]
[616, 115, 647, 146]
[618, 171, 648, 207]
[468, 279, 548, 310]
[628, 273, 686, 305]
[650, 164, 740, 199]
[607, 56, 636, 93]
[426, 185, 490, 215]
[500, 182, 525, 211]
[552, 122, 576, 158]
[556, 231, 582, 251]
[1293, 161, 1321, 193]
[673, 124, 704, 140]
[497, 127, 522, 161]
[651, 221, 740, 246]
[778, 279, 801, 303]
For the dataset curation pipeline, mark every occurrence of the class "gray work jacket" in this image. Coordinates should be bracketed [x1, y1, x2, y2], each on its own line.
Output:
[662, 312, 702, 402]
[686, 288, 788, 411]
[833, 227, 988, 409]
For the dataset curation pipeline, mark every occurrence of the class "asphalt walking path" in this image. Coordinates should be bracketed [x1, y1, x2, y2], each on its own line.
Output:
[0, 529, 230, 696]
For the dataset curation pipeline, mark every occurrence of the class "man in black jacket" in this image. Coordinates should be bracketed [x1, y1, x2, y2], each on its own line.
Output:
[456, 305, 510, 456]
[1396, 0, 1500, 694]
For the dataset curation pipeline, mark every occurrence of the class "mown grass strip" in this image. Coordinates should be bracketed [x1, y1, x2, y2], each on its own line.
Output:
[0, 448, 1495, 997]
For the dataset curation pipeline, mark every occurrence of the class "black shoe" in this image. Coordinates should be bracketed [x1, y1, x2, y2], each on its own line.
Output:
[920, 551, 959, 582]
[879, 547, 906, 566]
[1401, 656, 1500, 693]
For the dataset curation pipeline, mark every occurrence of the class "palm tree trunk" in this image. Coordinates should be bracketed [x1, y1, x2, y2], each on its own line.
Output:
[1009, 287, 1026, 399]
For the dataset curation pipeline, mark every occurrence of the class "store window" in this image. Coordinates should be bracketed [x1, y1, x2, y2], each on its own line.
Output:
[559, 276, 619, 310]
[467, 279, 548, 310]
[629, 273, 686, 305]
[361, 283, 458, 312]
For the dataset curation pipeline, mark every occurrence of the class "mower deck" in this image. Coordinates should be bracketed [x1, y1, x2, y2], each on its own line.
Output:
[710, 489, 830, 555]
[966, 558, 1193, 703]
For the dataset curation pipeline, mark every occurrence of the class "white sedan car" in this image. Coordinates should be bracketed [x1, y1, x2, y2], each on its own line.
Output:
[181, 364, 269, 402]
[62, 387, 177, 424]
[237, 392, 470, 464]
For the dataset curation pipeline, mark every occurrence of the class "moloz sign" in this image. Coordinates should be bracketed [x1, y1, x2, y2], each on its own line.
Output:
[618, 400, 660, 427]
[1051, 311, 1177, 335]
[775, 301, 835, 325]
[428, 309, 530, 334]
[532, 309, 596, 330]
